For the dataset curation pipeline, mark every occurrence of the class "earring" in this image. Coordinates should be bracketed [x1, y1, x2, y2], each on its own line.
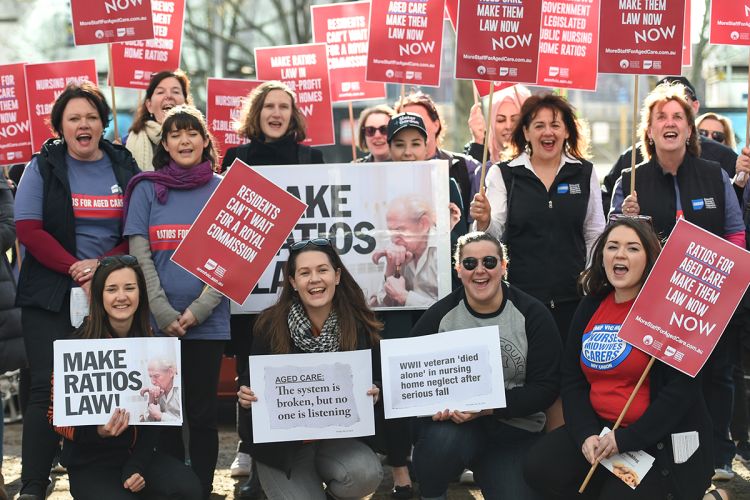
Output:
[648, 138, 654, 146]
[524, 143, 532, 155]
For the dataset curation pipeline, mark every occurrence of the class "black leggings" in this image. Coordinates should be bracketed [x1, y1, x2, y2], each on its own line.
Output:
[158, 339, 225, 499]
[68, 451, 202, 500]
[20, 303, 73, 496]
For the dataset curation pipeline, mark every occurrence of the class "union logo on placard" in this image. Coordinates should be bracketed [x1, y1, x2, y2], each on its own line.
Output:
[581, 324, 631, 371]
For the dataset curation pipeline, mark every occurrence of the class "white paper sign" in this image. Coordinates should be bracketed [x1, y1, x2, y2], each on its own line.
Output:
[380, 327, 506, 419]
[249, 350, 375, 443]
[599, 427, 655, 489]
[69, 287, 88, 328]
[53, 337, 182, 426]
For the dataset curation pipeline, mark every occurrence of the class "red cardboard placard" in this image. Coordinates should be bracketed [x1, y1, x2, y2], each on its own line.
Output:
[206, 78, 262, 161]
[171, 159, 307, 305]
[254, 43, 335, 147]
[24, 60, 98, 154]
[366, 0, 446, 87]
[536, 0, 600, 91]
[311, 1, 387, 102]
[709, 0, 750, 46]
[619, 219, 750, 377]
[70, 0, 154, 46]
[109, 0, 185, 89]
[455, 0, 543, 84]
[598, 0, 685, 75]
[0, 63, 32, 166]
[682, 0, 691, 66]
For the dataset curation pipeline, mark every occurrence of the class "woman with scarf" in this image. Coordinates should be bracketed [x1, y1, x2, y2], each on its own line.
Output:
[123, 105, 229, 499]
[125, 70, 192, 171]
[237, 239, 383, 499]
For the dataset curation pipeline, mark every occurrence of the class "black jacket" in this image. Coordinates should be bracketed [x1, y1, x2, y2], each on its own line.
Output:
[602, 136, 737, 213]
[242, 322, 380, 476]
[563, 295, 713, 500]
[0, 180, 24, 371]
[221, 136, 324, 170]
[16, 139, 139, 312]
[499, 159, 595, 305]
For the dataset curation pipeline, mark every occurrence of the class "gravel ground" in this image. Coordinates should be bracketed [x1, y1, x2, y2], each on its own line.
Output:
[0, 420, 747, 499]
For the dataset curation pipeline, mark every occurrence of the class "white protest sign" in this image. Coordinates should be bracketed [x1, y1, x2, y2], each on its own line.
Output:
[599, 427, 655, 489]
[380, 326, 505, 419]
[249, 350, 375, 443]
[53, 337, 182, 426]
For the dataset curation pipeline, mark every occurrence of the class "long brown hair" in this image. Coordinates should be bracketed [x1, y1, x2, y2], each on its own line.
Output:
[77, 256, 152, 339]
[255, 244, 382, 354]
[129, 70, 192, 134]
[235, 81, 307, 142]
[578, 218, 662, 297]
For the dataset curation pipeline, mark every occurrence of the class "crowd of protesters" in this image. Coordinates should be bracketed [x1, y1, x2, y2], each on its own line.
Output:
[0, 70, 747, 500]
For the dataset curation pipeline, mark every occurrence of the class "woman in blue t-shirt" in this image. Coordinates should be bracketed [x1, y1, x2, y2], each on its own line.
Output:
[123, 105, 229, 499]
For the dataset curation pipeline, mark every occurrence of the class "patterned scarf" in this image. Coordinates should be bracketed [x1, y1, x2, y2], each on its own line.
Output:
[287, 301, 340, 353]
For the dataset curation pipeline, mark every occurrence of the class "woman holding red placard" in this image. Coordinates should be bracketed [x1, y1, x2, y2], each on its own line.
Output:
[123, 105, 229, 499]
[523, 218, 714, 499]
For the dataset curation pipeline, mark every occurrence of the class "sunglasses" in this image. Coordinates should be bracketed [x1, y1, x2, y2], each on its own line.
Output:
[99, 255, 138, 267]
[461, 256, 499, 271]
[289, 238, 332, 252]
[363, 125, 388, 137]
[698, 129, 726, 144]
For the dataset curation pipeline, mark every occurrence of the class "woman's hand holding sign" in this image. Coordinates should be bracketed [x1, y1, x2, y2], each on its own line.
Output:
[238, 385, 257, 409]
[97, 408, 130, 438]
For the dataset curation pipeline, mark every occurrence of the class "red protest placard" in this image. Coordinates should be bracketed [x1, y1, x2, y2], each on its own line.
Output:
[206, 78, 262, 161]
[311, 1, 387, 102]
[109, 0, 185, 89]
[0, 64, 32, 166]
[366, 0, 446, 87]
[536, 0, 599, 91]
[70, 0, 154, 46]
[24, 60, 98, 154]
[598, 0, 685, 75]
[255, 43, 335, 147]
[710, 0, 750, 46]
[171, 159, 307, 304]
[455, 0, 543, 84]
[682, 0, 691, 66]
[619, 219, 750, 377]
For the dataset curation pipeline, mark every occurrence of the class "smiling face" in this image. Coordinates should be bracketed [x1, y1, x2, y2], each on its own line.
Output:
[260, 89, 293, 141]
[494, 99, 521, 149]
[162, 125, 208, 169]
[523, 107, 569, 164]
[389, 128, 427, 161]
[648, 99, 691, 157]
[102, 268, 140, 333]
[363, 112, 391, 160]
[145, 77, 186, 124]
[402, 103, 439, 157]
[603, 225, 647, 302]
[289, 250, 341, 318]
[457, 240, 505, 313]
[62, 98, 104, 161]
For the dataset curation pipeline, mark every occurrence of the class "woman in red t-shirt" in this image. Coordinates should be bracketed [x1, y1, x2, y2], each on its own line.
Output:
[523, 218, 715, 500]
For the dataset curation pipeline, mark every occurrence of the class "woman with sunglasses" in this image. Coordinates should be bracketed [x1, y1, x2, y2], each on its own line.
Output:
[236, 238, 383, 499]
[355, 105, 395, 162]
[523, 218, 716, 500]
[50, 255, 202, 499]
[14, 81, 140, 498]
[222, 81, 324, 171]
[408, 231, 561, 499]
[696, 113, 737, 150]
[123, 106, 229, 499]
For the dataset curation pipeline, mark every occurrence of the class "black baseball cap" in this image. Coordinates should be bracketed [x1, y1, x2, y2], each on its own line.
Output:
[656, 76, 697, 101]
[387, 112, 428, 143]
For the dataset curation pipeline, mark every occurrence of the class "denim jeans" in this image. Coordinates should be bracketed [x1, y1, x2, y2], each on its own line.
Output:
[412, 418, 542, 500]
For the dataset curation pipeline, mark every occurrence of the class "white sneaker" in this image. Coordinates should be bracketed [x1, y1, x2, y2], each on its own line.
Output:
[459, 469, 475, 484]
[712, 465, 735, 481]
[230, 452, 252, 477]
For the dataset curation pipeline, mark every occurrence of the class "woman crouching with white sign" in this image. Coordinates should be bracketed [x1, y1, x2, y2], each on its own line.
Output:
[409, 231, 562, 499]
[523, 218, 715, 499]
[51, 255, 201, 499]
[123, 105, 229, 498]
[237, 239, 384, 499]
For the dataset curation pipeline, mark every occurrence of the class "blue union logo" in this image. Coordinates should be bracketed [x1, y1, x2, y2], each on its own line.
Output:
[581, 323, 631, 371]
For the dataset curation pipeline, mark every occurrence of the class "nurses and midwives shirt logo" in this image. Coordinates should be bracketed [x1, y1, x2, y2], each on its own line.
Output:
[581, 323, 631, 370]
